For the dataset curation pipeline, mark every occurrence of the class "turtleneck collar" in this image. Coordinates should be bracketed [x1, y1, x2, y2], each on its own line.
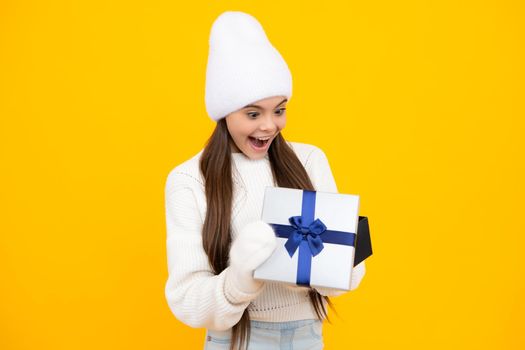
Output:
[231, 151, 269, 163]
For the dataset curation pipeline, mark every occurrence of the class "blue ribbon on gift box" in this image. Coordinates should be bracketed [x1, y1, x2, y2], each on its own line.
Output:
[269, 190, 357, 287]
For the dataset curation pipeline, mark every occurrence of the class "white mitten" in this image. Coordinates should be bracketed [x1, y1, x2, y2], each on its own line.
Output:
[227, 220, 277, 294]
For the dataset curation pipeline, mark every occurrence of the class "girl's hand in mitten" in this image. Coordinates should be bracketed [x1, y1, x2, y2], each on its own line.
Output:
[227, 220, 277, 294]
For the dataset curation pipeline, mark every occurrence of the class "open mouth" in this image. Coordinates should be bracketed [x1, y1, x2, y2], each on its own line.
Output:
[248, 136, 270, 149]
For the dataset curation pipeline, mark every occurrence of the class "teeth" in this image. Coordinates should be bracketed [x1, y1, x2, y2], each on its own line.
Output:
[254, 136, 270, 141]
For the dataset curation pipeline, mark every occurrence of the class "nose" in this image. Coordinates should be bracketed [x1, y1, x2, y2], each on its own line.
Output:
[259, 114, 278, 133]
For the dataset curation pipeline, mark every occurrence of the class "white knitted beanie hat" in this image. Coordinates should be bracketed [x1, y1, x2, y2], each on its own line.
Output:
[205, 11, 293, 122]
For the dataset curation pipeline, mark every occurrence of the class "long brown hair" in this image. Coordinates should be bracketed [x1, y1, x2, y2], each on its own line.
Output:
[200, 119, 336, 350]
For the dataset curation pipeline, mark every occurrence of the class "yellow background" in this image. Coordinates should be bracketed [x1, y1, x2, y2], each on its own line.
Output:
[1, 0, 523, 349]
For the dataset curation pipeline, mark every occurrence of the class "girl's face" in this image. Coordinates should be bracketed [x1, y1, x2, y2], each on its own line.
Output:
[225, 95, 287, 160]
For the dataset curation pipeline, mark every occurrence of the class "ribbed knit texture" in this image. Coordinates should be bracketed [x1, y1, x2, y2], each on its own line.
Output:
[164, 141, 366, 331]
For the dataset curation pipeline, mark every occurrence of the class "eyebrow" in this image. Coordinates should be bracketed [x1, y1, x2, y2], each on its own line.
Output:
[243, 98, 288, 110]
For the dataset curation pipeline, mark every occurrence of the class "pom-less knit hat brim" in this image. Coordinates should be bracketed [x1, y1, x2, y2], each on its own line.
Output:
[205, 11, 292, 121]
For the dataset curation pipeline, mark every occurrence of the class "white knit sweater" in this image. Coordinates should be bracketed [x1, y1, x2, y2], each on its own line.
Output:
[164, 141, 366, 331]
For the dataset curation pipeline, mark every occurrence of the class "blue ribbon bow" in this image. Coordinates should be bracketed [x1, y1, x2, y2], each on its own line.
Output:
[284, 216, 327, 257]
[269, 190, 357, 286]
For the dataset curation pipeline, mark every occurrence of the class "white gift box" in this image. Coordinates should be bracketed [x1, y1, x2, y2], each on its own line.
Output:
[253, 186, 360, 290]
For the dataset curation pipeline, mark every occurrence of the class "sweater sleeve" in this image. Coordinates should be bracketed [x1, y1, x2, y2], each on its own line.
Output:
[164, 172, 263, 331]
[304, 146, 367, 297]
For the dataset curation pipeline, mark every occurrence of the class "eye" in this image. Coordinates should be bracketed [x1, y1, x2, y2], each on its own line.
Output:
[275, 108, 286, 116]
[246, 111, 259, 119]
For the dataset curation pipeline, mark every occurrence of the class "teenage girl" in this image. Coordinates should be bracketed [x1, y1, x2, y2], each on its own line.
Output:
[164, 11, 366, 350]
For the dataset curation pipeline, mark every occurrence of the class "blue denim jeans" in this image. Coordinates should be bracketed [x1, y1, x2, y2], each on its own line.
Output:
[204, 319, 323, 349]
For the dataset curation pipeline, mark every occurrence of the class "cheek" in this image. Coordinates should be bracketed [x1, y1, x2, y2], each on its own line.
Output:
[238, 124, 256, 137]
[228, 124, 250, 140]
[232, 129, 251, 145]
[277, 117, 286, 130]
